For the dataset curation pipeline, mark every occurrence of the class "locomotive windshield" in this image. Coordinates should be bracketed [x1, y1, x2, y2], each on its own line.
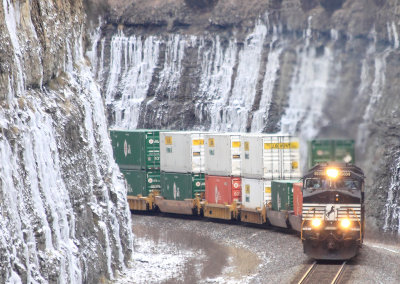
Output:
[305, 178, 360, 191]
[303, 176, 362, 202]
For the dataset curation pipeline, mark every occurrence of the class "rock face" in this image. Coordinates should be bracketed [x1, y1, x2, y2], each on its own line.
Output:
[87, 0, 400, 233]
[0, 0, 132, 283]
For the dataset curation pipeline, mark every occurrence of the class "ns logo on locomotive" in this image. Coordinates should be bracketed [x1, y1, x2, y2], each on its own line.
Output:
[301, 163, 365, 260]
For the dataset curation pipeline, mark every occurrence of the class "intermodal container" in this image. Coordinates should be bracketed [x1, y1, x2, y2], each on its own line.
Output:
[241, 134, 300, 180]
[308, 140, 355, 168]
[110, 129, 160, 170]
[205, 176, 241, 204]
[204, 133, 241, 176]
[241, 178, 272, 209]
[121, 169, 161, 197]
[271, 180, 298, 211]
[161, 172, 205, 201]
[160, 132, 205, 173]
[293, 182, 303, 216]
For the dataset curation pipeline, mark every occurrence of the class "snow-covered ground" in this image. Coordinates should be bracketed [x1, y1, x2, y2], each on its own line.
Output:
[115, 215, 400, 283]
[115, 237, 197, 283]
[114, 215, 305, 283]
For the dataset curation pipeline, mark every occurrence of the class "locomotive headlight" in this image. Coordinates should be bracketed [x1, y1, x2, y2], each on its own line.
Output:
[326, 168, 339, 178]
[340, 218, 351, 229]
[311, 218, 322, 228]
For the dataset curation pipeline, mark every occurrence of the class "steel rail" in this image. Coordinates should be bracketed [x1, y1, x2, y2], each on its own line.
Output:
[331, 261, 347, 284]
[297, 261, 317, 284]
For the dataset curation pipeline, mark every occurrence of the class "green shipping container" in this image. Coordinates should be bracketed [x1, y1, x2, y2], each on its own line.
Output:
[161, 172, 205, 201]
[308, 140, 355, 168]
[110, 129, 160, 170]
[121, 169, 161, 197]
[271, 180, 297, 211]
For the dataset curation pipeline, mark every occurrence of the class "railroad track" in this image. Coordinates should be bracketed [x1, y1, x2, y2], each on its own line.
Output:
[297, 261, 347, 284]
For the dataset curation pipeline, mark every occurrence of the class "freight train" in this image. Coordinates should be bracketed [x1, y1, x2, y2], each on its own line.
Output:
[110, 130, 363, 260]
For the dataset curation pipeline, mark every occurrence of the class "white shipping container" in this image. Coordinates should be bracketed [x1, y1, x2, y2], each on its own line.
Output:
[241, 134, 301, 179]
[204, 133, 241, 176]
[241, 178, 272, 209]
[160, 132, 205, 173]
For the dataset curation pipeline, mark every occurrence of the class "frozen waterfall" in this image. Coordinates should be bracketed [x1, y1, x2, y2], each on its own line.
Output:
[1, 0, 133, 281]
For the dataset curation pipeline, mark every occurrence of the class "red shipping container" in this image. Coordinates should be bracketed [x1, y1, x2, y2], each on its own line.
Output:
[205, 175, 242, 204]
[293, 182, 303, 216]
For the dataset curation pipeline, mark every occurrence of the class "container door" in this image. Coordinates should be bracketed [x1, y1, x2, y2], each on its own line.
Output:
[192, 173, 205, 199]
[191, 133, 205, 173]
[271, 181, 279, 211]
[144, 131, 160, 170]
[231, 177, 242, 202]
[263, 136, 281, 179]
[146, 170, 161, 194]
[286, 182, 294, 211]
[280, 136, 300, 179]
[231, 136, 241, 176]
[264, 180, 272, 205]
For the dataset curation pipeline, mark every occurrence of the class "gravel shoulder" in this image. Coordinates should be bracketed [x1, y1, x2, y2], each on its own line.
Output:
[115, 214, 400, 283]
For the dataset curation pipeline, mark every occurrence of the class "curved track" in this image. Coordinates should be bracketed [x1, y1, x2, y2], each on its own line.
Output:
[298, 261, 346, 284]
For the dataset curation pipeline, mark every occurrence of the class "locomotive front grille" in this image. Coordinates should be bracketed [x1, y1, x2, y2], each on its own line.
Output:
[302, 203, 361, 221]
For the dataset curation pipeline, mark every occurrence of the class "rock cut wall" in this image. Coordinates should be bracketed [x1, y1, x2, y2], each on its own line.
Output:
[88, 0, 400, 232]
[0, 0, 132, 282]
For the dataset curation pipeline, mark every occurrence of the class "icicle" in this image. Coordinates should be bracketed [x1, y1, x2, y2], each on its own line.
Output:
[108, 35, 160, 129]
[384, 156, 400, 233]
[3, 0, 25, 95]
[251, 27, 282, 132]
[196, 36, 238, 130]
[279, 45, 334, 138]
[210, 21, 267, 132]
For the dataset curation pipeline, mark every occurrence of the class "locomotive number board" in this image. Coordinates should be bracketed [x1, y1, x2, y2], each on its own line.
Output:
[313, 170, 351, 177]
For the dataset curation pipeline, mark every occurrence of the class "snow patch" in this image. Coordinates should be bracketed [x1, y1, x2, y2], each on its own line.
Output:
[115, 237, 194, 283]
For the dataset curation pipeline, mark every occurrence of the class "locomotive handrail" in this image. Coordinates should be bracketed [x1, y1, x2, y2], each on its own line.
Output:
[301, 207, 316, 240]
[347, 208, 362, 241]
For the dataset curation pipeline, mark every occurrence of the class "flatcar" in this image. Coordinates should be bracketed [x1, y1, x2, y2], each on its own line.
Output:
[301, 163, 365, 260]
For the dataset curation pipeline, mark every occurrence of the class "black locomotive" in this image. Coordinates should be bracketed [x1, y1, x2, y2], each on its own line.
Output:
[301, 163, 365, 260]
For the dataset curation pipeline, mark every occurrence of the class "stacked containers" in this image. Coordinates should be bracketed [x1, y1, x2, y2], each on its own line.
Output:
[110, 130, 161, 196]
[308, 139, 355, 168]
[204, 133, 242, 204]
[160, 132, 206, 200]
[241, 134, 301, 209]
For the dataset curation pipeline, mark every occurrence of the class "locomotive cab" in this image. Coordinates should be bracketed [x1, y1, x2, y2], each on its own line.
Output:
[301, 163, 365, 260]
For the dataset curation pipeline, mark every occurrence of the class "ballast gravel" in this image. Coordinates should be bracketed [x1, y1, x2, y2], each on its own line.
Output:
[115, 214, 400, 283]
